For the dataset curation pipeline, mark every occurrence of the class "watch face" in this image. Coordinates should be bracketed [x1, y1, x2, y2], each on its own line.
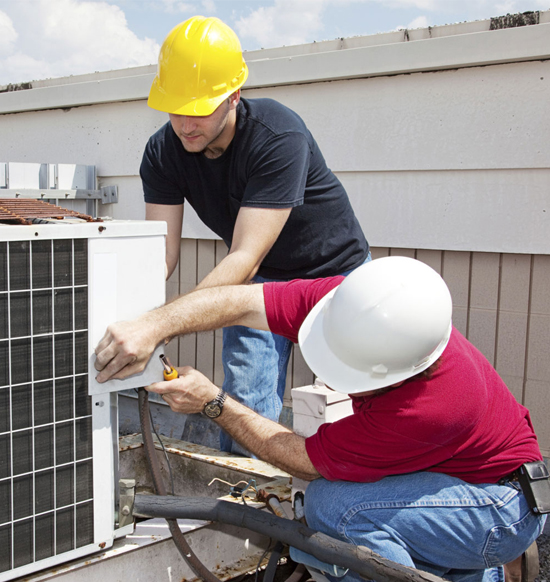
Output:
[204, 401, 222, 418]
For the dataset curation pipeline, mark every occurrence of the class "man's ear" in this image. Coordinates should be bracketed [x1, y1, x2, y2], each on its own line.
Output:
[229, 89, 241, 110]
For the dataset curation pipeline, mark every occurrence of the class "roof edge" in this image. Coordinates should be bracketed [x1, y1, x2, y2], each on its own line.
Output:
[0, 12, 548, 114]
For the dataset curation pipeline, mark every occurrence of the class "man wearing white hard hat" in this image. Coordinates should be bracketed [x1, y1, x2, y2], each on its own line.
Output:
[96, 256, 547, 582]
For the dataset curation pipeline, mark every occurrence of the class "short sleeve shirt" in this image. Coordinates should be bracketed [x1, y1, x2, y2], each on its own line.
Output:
[263, 277, 543, 484]
[140, 98, 368, 280]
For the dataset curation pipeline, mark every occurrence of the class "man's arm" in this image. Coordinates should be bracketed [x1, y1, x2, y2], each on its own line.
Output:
[146, 202, 183, 279]
[146, 366, 320, 481]
[94, 284, 268, 383]
[94, 205, 289, 380]
[196, 205, 292, 289]
[147, 202, 290, 287]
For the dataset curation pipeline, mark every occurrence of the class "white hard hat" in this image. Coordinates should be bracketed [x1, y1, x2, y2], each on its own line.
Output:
[298, 256, 453, 394]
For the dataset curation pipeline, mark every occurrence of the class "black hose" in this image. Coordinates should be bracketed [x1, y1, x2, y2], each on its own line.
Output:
[134, 494, 447, 582]
[284, 563, 306, 582]
[138, 388, 222, 582]
[264, 541, 284, 582]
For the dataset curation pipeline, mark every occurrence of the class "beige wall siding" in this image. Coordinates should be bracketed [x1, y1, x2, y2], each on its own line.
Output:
[372, 248, 550, 457]
[166, 241, 550, 456]
[163, 239, 229, 386]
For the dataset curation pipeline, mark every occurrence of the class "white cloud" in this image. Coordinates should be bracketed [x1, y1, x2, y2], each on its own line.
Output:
[159, 0, 196, 13]
[232, 0, 550, 50]
[494, 0, 550, 11]
[202, 0, 216, 13]
[407, 15, 430, 28]
[384, 0, 550, 15]
[324, 0, 440, 9]
[325, 0, 549, 17]
[0, 0, 160, 85]
[0, 53, 55, 85]
[235, 0, 327, 48]
[375, 0, 439, 9]
[0, 10, 17, 57]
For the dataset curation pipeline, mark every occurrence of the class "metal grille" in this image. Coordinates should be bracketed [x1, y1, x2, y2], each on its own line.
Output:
[0, 238, 94, 575]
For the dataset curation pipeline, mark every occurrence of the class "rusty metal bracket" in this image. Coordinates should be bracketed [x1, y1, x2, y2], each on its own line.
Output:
[118, 478, 136, 528]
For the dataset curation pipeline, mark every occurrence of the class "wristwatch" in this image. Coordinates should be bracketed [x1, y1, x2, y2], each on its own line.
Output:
[203, 389, 227, 419]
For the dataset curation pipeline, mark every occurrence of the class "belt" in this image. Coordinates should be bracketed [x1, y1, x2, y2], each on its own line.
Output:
[498, 468, 521, 485]
[498, 461, 550, 514]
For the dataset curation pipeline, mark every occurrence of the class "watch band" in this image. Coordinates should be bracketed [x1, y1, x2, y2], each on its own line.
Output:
[203, 389, 227, 419]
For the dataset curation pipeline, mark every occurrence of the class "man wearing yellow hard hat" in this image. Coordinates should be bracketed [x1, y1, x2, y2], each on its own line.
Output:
[140, 16, 369, 453]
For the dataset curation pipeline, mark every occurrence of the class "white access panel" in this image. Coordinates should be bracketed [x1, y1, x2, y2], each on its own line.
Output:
[87, 234, 166, 395]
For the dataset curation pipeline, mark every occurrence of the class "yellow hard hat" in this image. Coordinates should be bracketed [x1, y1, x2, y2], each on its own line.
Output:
[148, 16, 249, 116]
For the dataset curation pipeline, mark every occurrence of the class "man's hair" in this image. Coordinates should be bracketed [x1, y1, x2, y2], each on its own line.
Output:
[408, 358, 442, 383]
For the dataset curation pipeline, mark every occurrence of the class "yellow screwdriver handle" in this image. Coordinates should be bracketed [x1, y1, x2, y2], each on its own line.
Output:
[160, 354, 179, 380]
[163, 367, 179, 381]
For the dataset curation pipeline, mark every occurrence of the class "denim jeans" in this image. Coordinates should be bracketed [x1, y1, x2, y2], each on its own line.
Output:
[221, 319, 292, 454]
[301, 472, 547, 582]
[220, 254, 371, 454]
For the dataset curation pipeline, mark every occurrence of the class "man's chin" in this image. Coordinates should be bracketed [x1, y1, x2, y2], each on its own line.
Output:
[182, 147, 208, 157]
[178, 136, 206, 153]
[181, 143, 205, 154]
[183, 147, 206, 155]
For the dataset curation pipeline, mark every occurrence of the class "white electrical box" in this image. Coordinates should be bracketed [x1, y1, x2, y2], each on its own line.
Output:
[291, 381, 353, 497]
[292, 381, 353, 438]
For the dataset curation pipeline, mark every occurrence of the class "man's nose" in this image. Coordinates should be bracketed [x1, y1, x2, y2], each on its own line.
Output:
[171, 114, 196, 133]
[180, 115, 196, 134]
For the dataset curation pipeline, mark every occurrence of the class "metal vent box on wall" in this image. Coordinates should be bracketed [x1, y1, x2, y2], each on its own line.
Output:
[0, 221, 166, 580]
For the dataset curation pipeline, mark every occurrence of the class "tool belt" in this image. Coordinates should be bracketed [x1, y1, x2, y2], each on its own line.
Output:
[501, 461, 550, 514]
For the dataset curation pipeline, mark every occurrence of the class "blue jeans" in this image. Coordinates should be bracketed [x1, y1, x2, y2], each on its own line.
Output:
[221, 317, 292, 454]
[220, 254, 371, 454]
[300, 472, 547, 582]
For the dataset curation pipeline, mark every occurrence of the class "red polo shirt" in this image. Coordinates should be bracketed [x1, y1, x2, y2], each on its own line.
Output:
[263, 277, 542, 484]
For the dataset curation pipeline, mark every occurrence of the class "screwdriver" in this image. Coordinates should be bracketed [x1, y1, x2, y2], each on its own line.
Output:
[159, 354, 178, 380]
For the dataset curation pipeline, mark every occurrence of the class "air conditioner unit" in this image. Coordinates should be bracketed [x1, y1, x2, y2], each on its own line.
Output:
[0, 220, 166, 581]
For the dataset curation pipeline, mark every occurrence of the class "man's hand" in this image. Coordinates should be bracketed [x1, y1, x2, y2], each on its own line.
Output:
[94, 317, 162, 383]
[147, 366, 320, 481]
[146, 366, 218, 414]
[94, 284, 268, 384]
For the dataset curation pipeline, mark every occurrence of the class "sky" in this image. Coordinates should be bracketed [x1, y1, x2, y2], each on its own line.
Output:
[0, 0, 548, 86]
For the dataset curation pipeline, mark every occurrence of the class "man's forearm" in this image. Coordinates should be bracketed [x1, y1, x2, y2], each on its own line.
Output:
[196, 250, 262, 290]
[196, 206, 292, 290]
[214, 397, 320, 481]
[94, 284, 268, 382]
[154, 284, 268, 340]
[146, 366, 320, 481]
[145, 202, 183, 280]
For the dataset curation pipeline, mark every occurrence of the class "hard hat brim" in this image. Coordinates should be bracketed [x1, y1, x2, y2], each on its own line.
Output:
[298, 288, 452, 395]
[148, 83, 234, 116]
[147, 62, 249, 116]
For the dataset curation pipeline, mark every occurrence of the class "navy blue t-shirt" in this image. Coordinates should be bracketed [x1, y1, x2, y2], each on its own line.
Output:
[141, 97, 368, 280]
